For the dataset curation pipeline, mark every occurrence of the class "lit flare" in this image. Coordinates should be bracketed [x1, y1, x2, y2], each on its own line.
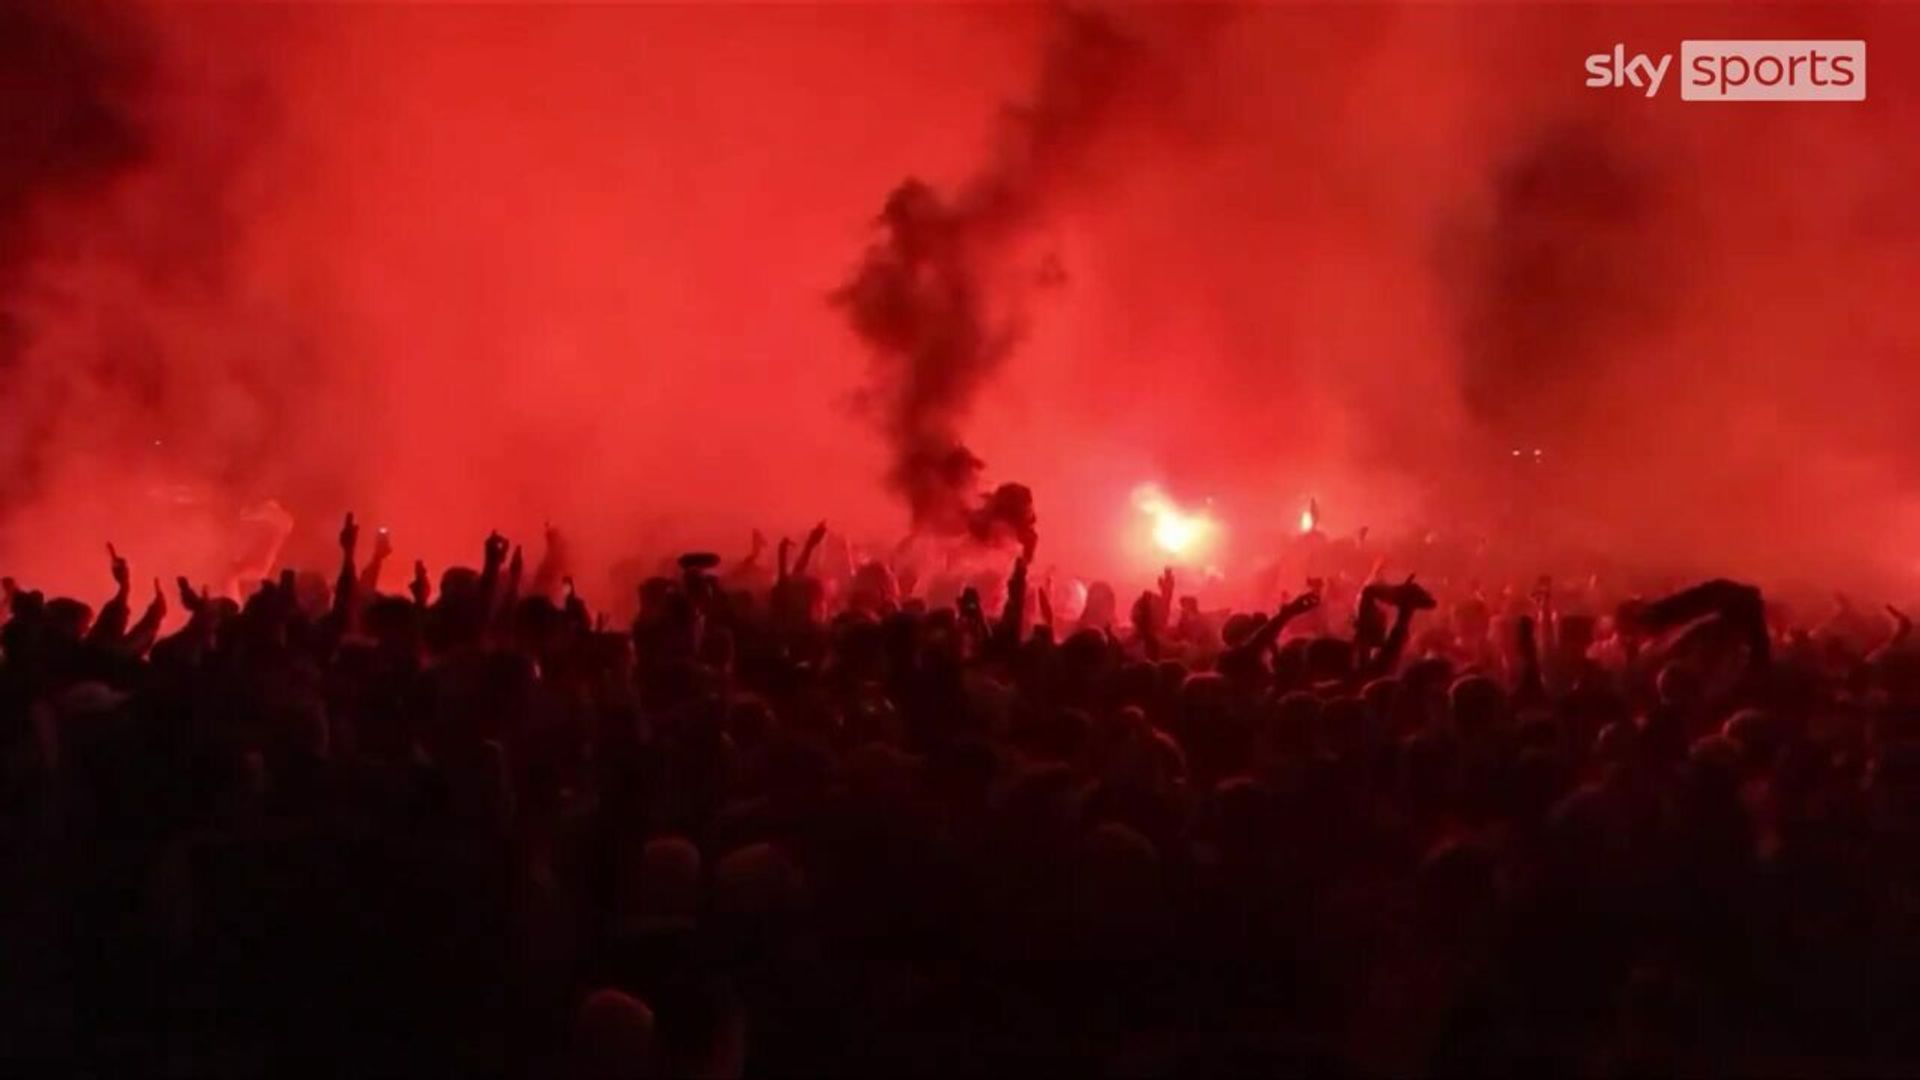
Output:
[1133, 484, 1215, 557]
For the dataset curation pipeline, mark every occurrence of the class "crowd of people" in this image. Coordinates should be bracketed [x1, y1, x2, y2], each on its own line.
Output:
[4, 510, 1920, 1077]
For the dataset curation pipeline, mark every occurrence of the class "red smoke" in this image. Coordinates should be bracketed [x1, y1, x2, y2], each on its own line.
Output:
[3, 3, 1920, 608]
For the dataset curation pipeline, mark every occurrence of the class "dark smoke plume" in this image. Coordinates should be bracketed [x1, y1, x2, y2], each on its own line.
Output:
[834, 6, 1141, 547]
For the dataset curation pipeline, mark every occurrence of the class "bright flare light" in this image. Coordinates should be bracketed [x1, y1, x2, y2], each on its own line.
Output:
[1133, 483, 1216, 558]
[1299, 497, 1319, 534]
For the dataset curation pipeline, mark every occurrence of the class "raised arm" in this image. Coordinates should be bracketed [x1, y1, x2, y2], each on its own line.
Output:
[736, 529, 767, 576]
[86, 544, 134, 647]
[530, 523, 568, 600]
[176, 575, 204, 619]
[122, 578, 168, 656]
[330, 513, 360, 628]
[1359, 575, 1435, 679]
[1244, 588, 1324, 658]
[1353, 581, 1388, 659]
[793, 520, 829, 578]
[1866, 604, 1912, 667]
[993, 535, 1037, 654]
[358, 523, 393, 596]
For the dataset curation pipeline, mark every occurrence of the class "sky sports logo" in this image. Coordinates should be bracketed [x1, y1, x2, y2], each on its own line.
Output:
[1586, 40, 1865, 100]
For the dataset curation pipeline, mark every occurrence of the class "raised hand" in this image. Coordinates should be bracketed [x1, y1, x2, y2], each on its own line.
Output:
[107, 543, 130, 590]
[1281, 589, 1322, 620]
[371, 525, 394, 561]
[1157, 566, 1175, 604]
[149, 577, 168, 619]
[806, 520, 828, 549]
[483, 530, 510, 569]
[339, 512, 359, 554]
[177, 576, 205, 614]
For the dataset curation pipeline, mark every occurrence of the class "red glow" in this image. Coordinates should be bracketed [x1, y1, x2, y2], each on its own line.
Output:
[3, 5, 1920, 607]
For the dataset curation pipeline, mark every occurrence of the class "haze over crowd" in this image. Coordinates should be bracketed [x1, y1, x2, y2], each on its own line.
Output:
[4, 1, 1919, 601]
